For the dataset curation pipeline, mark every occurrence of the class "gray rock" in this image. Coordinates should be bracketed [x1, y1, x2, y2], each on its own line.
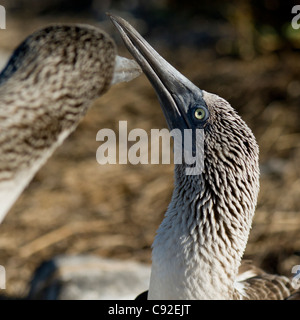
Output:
[28, 255, 150, 300]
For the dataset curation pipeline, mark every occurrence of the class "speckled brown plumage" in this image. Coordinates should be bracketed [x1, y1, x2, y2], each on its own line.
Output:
[110, 14, 300, 300]
[0, 25, 115, 177]
[0, 23, 141, 222]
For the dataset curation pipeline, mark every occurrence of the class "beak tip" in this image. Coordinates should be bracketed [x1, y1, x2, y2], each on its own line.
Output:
[107, 13, 123, 27]
[106, 12, 115, 21]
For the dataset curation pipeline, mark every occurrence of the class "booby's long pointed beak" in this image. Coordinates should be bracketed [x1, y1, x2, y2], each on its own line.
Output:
[108, 14, 205, 131]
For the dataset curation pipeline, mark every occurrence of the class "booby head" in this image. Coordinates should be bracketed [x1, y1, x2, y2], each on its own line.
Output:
[109, 15, 262, 300]
[109, 15, 259, 180]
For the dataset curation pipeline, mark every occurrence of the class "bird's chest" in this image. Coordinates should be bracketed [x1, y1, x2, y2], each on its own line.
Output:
[148, 202, 237, 300]
[148, 224, 226, 299]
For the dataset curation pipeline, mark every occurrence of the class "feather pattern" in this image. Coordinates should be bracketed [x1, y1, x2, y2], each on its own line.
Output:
[149, 91, 299, 300]
[0, 24, 141, 223]
[107, 14, 300, 300]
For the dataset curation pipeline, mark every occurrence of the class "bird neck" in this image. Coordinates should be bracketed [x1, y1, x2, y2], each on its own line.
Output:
[149, 165, 258, 299]
[0, 79, 90, 223]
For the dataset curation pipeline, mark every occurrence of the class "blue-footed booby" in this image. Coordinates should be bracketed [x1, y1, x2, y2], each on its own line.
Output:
[109, 14, 300, 300]
[0, 24, 141, 224]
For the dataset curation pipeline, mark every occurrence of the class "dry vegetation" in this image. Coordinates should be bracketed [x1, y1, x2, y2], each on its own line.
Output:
[0, 16, 300, 298]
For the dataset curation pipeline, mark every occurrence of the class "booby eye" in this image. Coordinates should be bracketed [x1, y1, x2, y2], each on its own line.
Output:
[194, 107, 207, 120]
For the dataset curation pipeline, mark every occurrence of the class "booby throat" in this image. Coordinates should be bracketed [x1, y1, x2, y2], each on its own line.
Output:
[0, 24, 141, 224]
[109, 15, 300, 300]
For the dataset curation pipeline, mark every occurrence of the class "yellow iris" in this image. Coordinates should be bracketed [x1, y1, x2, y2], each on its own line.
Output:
[194, 108, 206, 120]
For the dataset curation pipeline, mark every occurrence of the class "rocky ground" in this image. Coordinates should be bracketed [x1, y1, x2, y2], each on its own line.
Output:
[0, 14, 300, 298]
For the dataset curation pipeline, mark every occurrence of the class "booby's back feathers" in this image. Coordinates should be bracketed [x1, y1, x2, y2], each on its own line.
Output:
[234, 260, 298, 299]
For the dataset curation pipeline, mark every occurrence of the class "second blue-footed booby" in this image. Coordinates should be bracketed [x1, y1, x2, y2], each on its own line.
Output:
[109, 14, 300, 300]
[0, 24, 141, 224]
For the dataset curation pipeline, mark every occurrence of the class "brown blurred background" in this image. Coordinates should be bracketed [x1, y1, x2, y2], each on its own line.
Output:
[0, 0, 299, 298]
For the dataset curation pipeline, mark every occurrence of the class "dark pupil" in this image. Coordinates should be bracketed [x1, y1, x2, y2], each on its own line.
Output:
[195, 109, 204, 119]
